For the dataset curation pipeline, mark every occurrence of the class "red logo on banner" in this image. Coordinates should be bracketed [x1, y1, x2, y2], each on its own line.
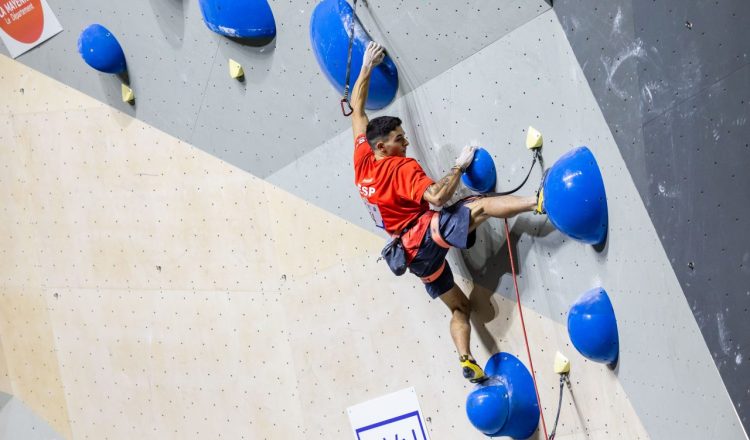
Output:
[0, 0, 45, 44]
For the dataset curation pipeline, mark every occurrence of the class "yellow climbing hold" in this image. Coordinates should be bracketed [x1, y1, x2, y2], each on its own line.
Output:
[554, 351, 571, 374]
[121, 84, 134, 103]
[229, 59, 244, 79]
[526, 126, 543, 150]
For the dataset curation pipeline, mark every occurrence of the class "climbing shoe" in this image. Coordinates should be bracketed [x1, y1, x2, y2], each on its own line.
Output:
[534, 187, 546, 215]
[534, 168, 548, 215]
[460, 355, 487, 383]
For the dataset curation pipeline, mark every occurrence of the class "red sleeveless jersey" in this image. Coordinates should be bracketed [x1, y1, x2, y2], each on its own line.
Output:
[353, 134, 434, 260]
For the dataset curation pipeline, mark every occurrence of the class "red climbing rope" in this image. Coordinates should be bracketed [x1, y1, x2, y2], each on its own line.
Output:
[503, 218, 549, 440]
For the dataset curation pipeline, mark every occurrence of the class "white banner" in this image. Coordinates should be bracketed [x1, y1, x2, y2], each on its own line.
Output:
[0, 0, 62, 58]
[347, 387, 432, 440]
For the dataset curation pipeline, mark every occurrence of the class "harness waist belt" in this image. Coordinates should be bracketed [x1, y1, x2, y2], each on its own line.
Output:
[420, 212, 451, 283]
[430, 211, 450, 249]
[420, 260, 446, 283]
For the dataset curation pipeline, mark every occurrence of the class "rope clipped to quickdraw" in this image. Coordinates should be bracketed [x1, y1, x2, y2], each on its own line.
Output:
[484, 148, 541, 197]
[340, 0, 358, 116]
[503, 218, 549, 440]
[548, 373, 569, 440]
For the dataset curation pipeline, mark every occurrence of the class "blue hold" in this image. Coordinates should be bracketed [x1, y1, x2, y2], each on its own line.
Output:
[77, 24, 127, 74]
[309, 0, 399, 110]
[466, 377, 510, 435]
[198, 0, 276, 41]
[567, 287, 619, 365]
[466, 352, 540, 439]
[543, 146, 608, 245]
[461, 147, 497, 193]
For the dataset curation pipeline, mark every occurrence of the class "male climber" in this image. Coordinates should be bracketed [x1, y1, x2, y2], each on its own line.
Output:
[351, 42, 541, 383]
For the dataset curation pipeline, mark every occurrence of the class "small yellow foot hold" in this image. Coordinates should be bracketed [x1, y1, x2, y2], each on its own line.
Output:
[121, 84, 134, 103]
[229, 58, 244, 79]
[554, 351, 571, 374]
[526, 126, 543, 150]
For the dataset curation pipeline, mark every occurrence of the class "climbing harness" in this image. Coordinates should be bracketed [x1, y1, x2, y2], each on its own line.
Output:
[419, 212, 449, 283]
[429, 211, 450, 249]
[548, 373, 570, 440]
[504, 218, 549, 440]
[340, 0, 358, 116]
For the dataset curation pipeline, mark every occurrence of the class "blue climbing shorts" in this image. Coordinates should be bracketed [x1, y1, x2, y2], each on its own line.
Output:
[408, 197, 478, 299]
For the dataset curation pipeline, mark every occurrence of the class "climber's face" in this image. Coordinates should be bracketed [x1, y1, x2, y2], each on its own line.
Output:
[376, 126, 409, 157]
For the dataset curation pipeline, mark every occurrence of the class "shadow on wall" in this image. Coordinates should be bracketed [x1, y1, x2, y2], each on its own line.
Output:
[462, 218, 556, 355]
[0, 392, 10, 410]
[564, 381, 593, 439]
[99, 72, 136, 115]
[227, 35, 276, 47]
[148, 0, 185, 49]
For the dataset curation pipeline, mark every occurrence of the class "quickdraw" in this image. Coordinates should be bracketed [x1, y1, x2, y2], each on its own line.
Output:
[340, 0, 358, 116]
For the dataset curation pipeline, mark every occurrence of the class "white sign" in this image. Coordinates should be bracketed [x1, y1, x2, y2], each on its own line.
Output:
[0, 0, 62, 58]
[347, 387, 431, 440]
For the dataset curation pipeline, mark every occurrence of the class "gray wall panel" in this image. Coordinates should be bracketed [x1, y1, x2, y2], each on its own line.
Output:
[354, 0, 550, 90]
[0, 396, 64, 440]
[187, 12, 343, 177]
[4, 1, 220, 138]
[3, 0, 550, 178]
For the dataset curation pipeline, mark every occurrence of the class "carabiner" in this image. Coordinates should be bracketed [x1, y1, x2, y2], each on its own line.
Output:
[340, 98, 353, 117]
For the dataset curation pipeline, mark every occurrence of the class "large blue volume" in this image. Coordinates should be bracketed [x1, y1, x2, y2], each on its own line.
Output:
[309, 0, 399, 110]
[462, 147, 497, 193]
[543, 146, 608, 245]
[198, 0, 276, 41]
[77, 24, 127, 74]
[465, 352, 539, 439]
[567, 287, 619, 365]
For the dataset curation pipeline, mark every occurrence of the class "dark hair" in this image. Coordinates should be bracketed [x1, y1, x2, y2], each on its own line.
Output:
[366, 116, 402, 148]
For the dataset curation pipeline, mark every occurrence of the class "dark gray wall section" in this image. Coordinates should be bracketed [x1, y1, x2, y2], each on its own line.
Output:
[643, 65, 750, 429]
[553, 0, 750, 432]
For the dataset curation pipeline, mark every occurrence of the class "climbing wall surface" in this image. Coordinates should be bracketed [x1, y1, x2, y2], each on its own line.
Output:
[0, 55, 648, 439]
[552, 0, 750, 431]
[0, 1, 747, 440]
[0, 0, 549, 178]
[270, 9, 746, 439]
